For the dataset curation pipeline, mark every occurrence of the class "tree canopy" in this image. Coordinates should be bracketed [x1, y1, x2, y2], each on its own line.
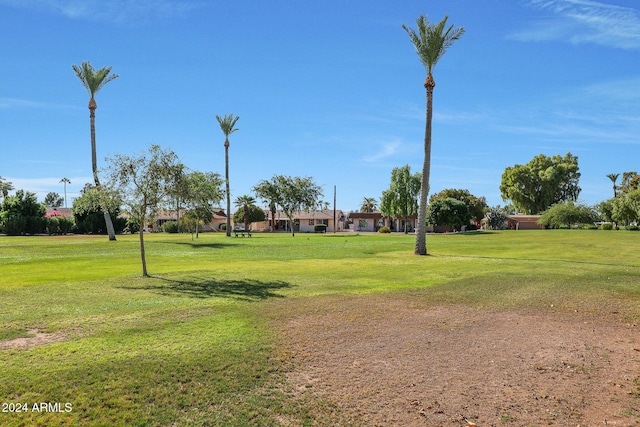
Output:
[379, 165, 420, 233]
[429, 188, 487, 221]
[499, 152, 581, 214]
[272, 175, 323, 237]
[537, 201, 597, 229]
[426, 197, 471, 231]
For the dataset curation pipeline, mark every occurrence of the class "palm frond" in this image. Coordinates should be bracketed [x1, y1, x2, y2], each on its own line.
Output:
[72, 61, 118, 98]
[216, 113, 240, 137]
[403, 14, 464, 75]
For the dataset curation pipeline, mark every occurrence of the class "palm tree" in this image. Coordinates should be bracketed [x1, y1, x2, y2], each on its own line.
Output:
[60, 178, 71, 208]
[0, 176, 13, 199]
[72, 61, 119, 241]
[216, 113, 240, 237]
[360, 197, 378, 213]
[403, 15, 464, 255]
[607, 173, 620, 198]
[234, 195, 256, 231]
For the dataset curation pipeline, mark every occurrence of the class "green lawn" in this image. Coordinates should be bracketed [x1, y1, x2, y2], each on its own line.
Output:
[1, 230, 639, 426]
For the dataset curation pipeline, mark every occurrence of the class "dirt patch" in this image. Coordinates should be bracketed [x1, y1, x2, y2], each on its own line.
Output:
[0, 329, 65, 350]
[280, 295, 640, 426]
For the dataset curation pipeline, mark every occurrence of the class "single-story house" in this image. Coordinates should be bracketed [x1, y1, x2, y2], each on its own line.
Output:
[506, 215, 543, 230]
[45, 207, 73, 217]
[252, 209, 346, 233]
[347, 211, 419, 232]
[348, 211, 384, 232]
[152, 209, 227, 232]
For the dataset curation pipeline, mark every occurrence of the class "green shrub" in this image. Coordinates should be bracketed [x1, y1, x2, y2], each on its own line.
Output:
[601, 223, 614, 230]
[378, 226, 391, 233]
[314, 224, 327, 233]
[581, 223, 598, 230]
[626, 225, 640, 231]
[162, 221, 179, 233]
[219, 223, 226, 231]
[58, 216, 74, 234]
[1, 212, 26, 235]
[46, 216, 60, 235]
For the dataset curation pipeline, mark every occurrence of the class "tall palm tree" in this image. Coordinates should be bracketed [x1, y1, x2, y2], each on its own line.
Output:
[216, 113, 240, 237]
[0, 176, 13, 199]
[360, 197, 378, 213]
[403, 15, 464, 255]
[60, 178, 71, 208]
[72, 61, 118, 241]
[607, 173, 620, 198]
[234, 195, 256, 231]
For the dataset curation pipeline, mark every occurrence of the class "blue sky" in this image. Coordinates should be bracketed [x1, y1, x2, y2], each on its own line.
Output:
[1, 0, 639, 212]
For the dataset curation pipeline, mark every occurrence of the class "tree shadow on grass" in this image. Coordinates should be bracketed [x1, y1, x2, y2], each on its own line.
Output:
[119, 275, 292, 301]
[170, 241, 235, 250]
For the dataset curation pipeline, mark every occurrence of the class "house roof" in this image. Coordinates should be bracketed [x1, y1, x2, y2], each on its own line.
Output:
[348, 211, 383, 219]
[45, 207, 72, 217]
[263, 209, 344, 220]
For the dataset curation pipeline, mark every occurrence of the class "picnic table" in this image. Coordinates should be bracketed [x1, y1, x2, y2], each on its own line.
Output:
[233, 229, 252, 237]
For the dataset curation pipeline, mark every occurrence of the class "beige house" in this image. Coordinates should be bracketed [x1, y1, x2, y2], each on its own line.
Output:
[252, 209, 345, 233]
[347, 211, 419, 232]
[152, 209, 228, 232]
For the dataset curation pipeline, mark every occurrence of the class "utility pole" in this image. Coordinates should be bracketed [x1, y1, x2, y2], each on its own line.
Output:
[333, 185, 337, 233]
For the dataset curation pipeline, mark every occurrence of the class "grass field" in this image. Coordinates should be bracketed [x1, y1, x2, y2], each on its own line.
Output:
[1, 230, 639, 426]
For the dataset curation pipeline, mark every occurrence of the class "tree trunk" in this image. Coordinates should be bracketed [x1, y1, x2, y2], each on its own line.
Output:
[224, 140, 231, 236]
[139, 218, 148, 277]
[89, 99, 117, 241]
[270, 205, 276, 232]
[415, 75, 434, 255]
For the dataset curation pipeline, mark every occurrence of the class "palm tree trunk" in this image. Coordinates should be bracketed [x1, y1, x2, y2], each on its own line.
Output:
[224, 141, 231, 237]
[89, 99, 117, 241]
[415, 75, 435, 255]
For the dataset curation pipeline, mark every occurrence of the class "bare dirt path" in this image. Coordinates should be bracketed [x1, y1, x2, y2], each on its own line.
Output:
[280, 295, 640, 426]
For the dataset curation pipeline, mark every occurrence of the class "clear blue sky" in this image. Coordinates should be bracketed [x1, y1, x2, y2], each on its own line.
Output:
[1, 0, 639, 212]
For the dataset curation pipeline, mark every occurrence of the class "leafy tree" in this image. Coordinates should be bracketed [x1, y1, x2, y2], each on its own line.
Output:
[216, 113, 239, 237]
[379, 165, 421, 233]
[499, 152, 581, 214]
[360, 197, 378, 213]
[0, 176, 14, 198]
[107, 145, 184, 277]
[403, 15, 464, 254]
[272, 175, 323, 237]
[183, 171, 224, 238]
[486, 206, 508, 230]
[598, 199, 615, 224]
[0, 190, 46, 235]
[606, 173, 619, 198]
[537, 201, 598, 229]
[72, 185, 125, 234]
[253, 178, 280, 232]
[429, 189, 487, 222]
[233, 204, 266, 226]
[234, 195, 257, 230]
[611, 189, 640, 226]
[426, 197, 471, 231]
[72, 61, 119, 241]
[44, 192, 64, 207]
